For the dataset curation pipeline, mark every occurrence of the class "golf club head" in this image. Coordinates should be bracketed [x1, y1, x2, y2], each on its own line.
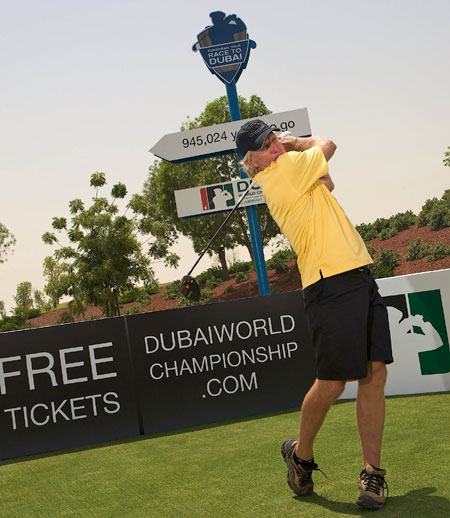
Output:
[180, 275, 201, 301]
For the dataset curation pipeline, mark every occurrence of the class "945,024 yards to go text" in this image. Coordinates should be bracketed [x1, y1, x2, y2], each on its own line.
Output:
[181, 119, 298, 149]
[149, 109, 311, 163]
[182, 131, 230, 148]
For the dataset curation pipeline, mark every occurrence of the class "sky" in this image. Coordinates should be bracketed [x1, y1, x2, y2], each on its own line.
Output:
[1, 0, 449, 313]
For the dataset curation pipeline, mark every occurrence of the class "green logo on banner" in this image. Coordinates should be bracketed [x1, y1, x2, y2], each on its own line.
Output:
[409, 290, 450, 375]
[385, 289, 450, 376]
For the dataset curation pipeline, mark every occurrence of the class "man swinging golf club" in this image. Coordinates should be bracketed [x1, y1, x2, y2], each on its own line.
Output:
[236, 119, 393, 510]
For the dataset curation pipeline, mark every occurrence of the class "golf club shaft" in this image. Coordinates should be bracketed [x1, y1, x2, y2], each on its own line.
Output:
[187, 180, 255, 277]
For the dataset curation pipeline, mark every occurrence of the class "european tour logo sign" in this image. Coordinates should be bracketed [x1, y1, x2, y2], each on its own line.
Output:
[175, 178, 264, 219]
[339, 269, 450, 400]
[201, 184, 235, 211]
[385, 289, 450, 375]
[192, 11, 256, 85]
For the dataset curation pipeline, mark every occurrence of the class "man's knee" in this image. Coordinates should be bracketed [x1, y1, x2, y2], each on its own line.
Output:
[316, 379, 346, 401]
[359, 361, 387, 388]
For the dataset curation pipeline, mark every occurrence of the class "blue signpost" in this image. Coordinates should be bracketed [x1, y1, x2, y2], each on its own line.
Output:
[193, 11, 270, 295]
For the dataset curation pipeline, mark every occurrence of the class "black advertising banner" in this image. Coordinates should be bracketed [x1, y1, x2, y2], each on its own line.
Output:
[0, 317, 139, 460]
[126, 291, 316, 434]
[0, 292, 316, 460]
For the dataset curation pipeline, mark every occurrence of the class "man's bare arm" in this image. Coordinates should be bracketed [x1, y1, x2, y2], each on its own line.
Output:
[278, 135, 337, 161]
[319, 173, 335, 192]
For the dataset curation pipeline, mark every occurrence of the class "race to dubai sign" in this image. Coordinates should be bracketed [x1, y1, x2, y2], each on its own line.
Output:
[192, 11, 256, 85]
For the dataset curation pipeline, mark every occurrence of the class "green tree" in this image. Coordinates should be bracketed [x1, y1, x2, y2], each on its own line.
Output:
[33, 289, 46, 311]
[0, 222, 16, 263]
[42, 173, 155, 317]
[0, 283, 43, 332]
[443, 146, 450, 167]
[131, 95, 281, 279]
[13, 281, 35, 319]
[417, 190, 450, 230]
[0, 301, 6, 319]
[0, 315, 31, 333]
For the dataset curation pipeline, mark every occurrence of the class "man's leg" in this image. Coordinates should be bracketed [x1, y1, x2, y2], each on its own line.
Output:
[355, 360, 388, 510]
[296, 378, 346, 461]
[356, 361, 387, 467]
[281, 378, 346, 496]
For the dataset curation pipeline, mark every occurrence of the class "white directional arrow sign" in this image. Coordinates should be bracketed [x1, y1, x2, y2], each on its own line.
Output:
[150, 108, 311, 163]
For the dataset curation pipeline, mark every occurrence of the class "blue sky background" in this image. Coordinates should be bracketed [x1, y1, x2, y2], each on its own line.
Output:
[1, 0, 449, 312]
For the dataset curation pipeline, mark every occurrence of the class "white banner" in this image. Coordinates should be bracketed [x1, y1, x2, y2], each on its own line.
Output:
[174, 178, 264, 219]
[341, 268, 450, 399]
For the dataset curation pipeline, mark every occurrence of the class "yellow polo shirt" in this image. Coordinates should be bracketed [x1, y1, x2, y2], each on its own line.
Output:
[255, 147, 372, 288]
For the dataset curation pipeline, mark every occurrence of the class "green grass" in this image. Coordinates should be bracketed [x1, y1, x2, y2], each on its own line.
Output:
[1, 393, 449, 517]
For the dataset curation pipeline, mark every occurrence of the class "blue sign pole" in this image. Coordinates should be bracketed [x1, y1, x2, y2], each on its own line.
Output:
[192, 11, 269, 295]
[225, 81, 270, 296]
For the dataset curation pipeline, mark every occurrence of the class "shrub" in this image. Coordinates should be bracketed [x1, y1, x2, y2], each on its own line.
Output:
[429, 200, 450, 230]
[370, 248, 400, 279]
[228, 260, 254, 274]
[224, 285, 234, 293]
[136, 294, 151, 306]
[125, 303, 154, 314]
[366, 244, 376, 260]
[200, 287, 212, 301]
[266, 249, 295, 273]
[286, 272, 295, 282]
[177, 287, 211, 307]
[427, 242, 450, 261]
[270, 285, 283, 294]
[56, 311, 74, 324]
[235, 271, 250, 283]
[417, 212, 429, 227]
[124, 304, 142, 315]
[373, 217, 391, 233]
[162, 280, 181, 300]
[419, 191, 450, 230]
[145, 282, 160, 295]
[0, 315, 31, 332]
[356, 223, 378, 241]
[379, 247, 400, 268]
[417, 197, 439, 227]
[442, 188, 450, 204]
[268, 255, 289, 273]
[206, 277, 222, 290]
[380, 227, 397, 241]
[405, 238, 431, 261]
[119, 283, 159, 304]
[119, 287, 140, 304]
[176, 297, 196, 307]
[26, 308, 41, 319]
[390, 210, 416, 232]
[196, 266, 224, 284]
[266, 248, 295, 265]
[136, 289, 153, 305]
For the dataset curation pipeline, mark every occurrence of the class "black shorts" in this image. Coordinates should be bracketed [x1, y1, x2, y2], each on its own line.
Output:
[303, 266, 393, 380]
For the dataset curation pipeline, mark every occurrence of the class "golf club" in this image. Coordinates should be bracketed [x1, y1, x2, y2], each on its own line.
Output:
[181, 179, 256, 301]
